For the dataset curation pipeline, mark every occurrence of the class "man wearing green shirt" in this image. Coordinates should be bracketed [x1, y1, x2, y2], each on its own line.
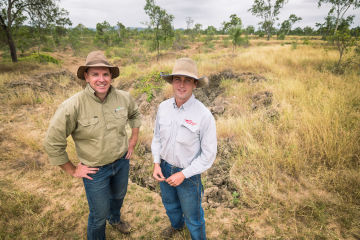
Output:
[44, 51, 141, 240]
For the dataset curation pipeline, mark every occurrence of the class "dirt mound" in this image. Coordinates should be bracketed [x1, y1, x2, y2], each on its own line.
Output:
[238, 72, 267, 83]
[130, 137, 240, 209]
[202, 138, 239, 208]
[6, 70, 80, 94]
[251, 90, 280, 120]
[194, 70, 267, 116]
[251, 91, 273, 110]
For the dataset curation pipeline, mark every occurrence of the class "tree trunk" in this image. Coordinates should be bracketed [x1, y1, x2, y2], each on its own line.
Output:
[5, 28, 18, 62]
[0, 15, 18, 62]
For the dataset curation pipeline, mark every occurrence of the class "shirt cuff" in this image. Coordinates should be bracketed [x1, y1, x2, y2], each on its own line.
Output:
[48, 153, 70, 166]
[181, 168, 194, 179]
[153, 155, 161, 164]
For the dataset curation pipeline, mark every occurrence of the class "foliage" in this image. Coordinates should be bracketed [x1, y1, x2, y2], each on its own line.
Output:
[203, 25, 217, 47]
[279, 14, 302, 37]
[0, 0, 71, 62]
[318, 0, 360, 34]
[316, 14, 354, 39]
[248, 0, 289, 40]
[144, 0, 174, 60]
[135, 71, 164, 102]
[245, 25, 255, 35]
[222, 14, 242, 34]
[328, 28, 357, 70]
[222, 14, 247, 51]
[19, 53, 60, 64]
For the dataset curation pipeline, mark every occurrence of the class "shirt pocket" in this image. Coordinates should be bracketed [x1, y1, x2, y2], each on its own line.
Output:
[109, 109, 128, 131]
[176, 123, 199, 146]
[77, 117, 100, 139]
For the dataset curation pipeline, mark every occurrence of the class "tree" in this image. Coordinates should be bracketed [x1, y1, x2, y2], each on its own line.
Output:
[203, 25, 217, 46]
[245, 25, 255, 35]
[249, 0, 289, 40]
[95, 21, 114, 47]
[144, 0, 174, 60]
[185, 16, 194, 34]
[351, 26, 360, 37]
[222, 14, 242, 35]
[0, 0, 71, 62]
[318, 0, 360, 34]
[316, 14, 354, 38]
[303, 26, 315, 35]
[330, 27, 357, 68]
[222, 14, 246, 51]
[280, 14, 302, 35]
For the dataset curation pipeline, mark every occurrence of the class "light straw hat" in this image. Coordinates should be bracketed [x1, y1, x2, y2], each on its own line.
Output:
[161, 58, 208, 88]
[77, 51, 119, 80]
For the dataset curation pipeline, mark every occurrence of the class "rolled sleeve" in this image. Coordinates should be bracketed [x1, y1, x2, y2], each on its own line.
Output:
[43, 104, 76, 166]
[128, 95, 141, 129]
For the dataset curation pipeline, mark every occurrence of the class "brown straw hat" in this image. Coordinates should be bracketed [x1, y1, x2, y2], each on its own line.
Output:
[77, 51, 119, 80]
[161, 58, 208, 88]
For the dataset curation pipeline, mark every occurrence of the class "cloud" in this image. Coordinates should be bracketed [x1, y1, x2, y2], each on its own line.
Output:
[60, 0, 359, 29]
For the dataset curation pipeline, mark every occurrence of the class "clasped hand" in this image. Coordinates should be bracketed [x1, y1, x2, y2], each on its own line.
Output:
[152, 163, 185, 187]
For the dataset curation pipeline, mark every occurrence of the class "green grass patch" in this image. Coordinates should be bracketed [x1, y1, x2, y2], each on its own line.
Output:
[19, 53, 60, 64]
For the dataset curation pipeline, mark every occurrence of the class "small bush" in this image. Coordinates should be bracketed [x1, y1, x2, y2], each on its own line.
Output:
[277, 33, 285, 40]
[135, 71, 164, 102]
[303, 38, 310, 45]
[19, 53, 60, 64]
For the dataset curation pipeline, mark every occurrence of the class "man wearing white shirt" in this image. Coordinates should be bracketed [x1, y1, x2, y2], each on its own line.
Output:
[151, 58, 217, 240]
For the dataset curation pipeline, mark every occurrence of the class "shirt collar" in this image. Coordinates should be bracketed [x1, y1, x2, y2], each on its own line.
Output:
[85, 83, 114, 103]
[172, 94, 195, 110]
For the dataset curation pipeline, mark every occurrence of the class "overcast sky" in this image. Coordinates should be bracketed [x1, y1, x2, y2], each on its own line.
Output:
[59, 0, 360, 30]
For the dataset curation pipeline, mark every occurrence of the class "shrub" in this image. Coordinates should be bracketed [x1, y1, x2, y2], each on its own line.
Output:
[19, 53, 60, 64]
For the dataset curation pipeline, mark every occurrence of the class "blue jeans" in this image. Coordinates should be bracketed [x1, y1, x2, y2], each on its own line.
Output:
[160, 160, 206, 240]
[83, 156, 129, 240]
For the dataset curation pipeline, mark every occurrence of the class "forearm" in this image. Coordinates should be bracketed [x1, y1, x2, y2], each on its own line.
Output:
[129, 128, 139, 144]
[59, 161, 76, 176]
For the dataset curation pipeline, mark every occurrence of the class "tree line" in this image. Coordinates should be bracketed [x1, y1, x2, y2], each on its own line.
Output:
[1, 0, 359, 63]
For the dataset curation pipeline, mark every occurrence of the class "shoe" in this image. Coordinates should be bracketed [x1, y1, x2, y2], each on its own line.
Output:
[111, 219, 132, 234]
[161, 225, 184, 239]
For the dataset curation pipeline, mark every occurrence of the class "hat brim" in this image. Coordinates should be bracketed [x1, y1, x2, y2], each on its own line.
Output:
[77, 65, 120, 80]
[161, 73, 208, 88]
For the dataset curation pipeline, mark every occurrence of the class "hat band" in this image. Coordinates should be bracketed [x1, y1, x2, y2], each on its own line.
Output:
[86, 59, 110, 66]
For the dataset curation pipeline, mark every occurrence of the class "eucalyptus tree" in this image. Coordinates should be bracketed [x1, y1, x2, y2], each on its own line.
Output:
[318, 0, 359, 34]
[144, 0, 174, 59]
[0, 0, 70, 62]
[280, 14, 302, 35]
[248, 0, 289, 40]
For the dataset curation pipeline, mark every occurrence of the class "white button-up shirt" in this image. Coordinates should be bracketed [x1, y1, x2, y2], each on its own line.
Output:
[151, 94, 217, 178]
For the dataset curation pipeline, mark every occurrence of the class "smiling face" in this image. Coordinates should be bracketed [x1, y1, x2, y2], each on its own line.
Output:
[172, 75, 197, 107]
[84, 67, 112, 101]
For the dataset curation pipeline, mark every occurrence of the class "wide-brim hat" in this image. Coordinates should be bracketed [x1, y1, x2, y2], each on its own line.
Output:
[161, 58, 208, 88]
[77, 51, 119, 80]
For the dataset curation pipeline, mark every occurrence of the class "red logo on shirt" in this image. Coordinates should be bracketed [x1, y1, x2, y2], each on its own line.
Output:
[185, 119, 197, 126]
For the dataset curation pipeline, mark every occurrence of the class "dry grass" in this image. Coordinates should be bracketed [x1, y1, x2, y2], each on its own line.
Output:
[0, 39, 359, 239]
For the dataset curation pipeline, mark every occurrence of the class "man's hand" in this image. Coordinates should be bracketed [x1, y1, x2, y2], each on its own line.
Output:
[126, 128, 139, 159]
[153, 163, 166, 182]
[166, 172, 185, 187]
[73, 163, 99, 180]
[126, 139, 136, 159]
[60, 162, 99, 180]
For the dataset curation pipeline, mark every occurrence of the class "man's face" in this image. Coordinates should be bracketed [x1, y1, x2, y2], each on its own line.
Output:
[172, 75, 197, 103]
[84, 67, 111, 97]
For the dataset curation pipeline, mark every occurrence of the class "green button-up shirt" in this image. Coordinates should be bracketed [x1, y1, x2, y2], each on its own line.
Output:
[44, 84, 141, 167]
